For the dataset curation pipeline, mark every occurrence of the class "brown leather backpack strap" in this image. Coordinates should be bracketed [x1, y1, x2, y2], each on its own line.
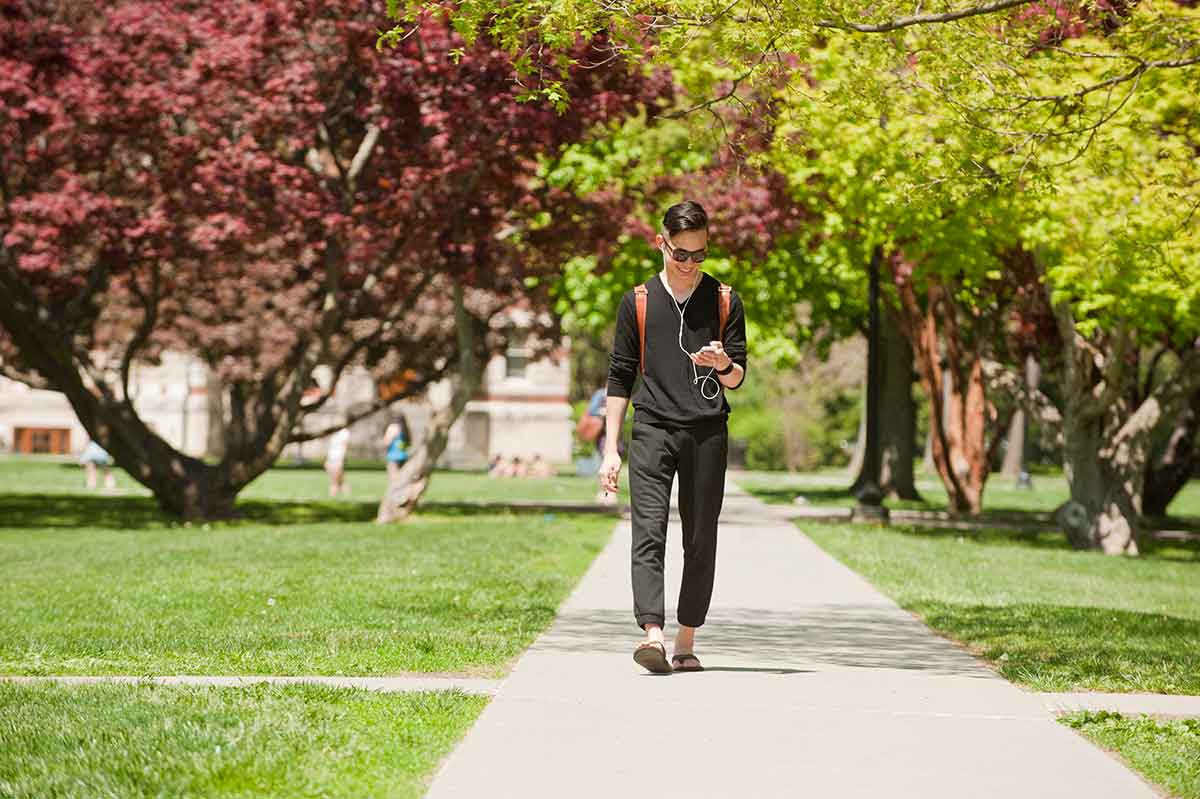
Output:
[718, 283, 732, 341]
[634, 284, 648, 373]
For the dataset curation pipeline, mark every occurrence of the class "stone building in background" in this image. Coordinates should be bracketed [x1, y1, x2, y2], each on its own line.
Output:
[0, 339, 573, 469]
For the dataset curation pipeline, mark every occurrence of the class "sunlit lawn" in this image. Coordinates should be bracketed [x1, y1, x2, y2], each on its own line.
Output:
[0, 457, 620, 676]
[0, 682, 485, 799]
[0, 457, 625, 798]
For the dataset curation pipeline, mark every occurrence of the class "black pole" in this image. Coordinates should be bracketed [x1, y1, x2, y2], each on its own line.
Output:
[854, 245, 890, 523]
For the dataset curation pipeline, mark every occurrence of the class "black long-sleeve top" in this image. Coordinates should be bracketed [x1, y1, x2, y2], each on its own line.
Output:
[607, 273, 748, 427]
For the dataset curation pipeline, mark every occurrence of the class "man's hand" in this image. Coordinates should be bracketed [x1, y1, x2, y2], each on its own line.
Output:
[599, 451, 622, 494]
[690, 340, 731, 371]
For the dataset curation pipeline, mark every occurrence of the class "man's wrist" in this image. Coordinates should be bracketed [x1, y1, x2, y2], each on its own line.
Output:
[715, 359, 736, 376]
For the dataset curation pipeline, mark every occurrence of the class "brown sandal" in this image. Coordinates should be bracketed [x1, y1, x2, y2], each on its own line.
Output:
[671, 652, 704, 672]
[633, 640, 672, 674]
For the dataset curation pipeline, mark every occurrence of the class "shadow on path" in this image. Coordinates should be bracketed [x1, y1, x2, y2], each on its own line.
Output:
[538, 605, 993, 677]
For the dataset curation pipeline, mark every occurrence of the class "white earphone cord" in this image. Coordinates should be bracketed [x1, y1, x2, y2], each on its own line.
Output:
[673, 291, 722, 402]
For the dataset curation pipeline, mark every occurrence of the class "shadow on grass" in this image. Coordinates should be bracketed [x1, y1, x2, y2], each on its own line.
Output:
[0, 494, 606, 531]
[0, 494, 380, 530]
[912, 601, 1200, 692]
[749, 486, 942, 512]
[883, 523, 1200, 561]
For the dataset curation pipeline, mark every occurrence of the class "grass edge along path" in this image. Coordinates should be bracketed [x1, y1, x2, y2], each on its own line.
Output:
[0, 681, 487, 799]
[794, 521, 1200, 695]
[1061, 711, 1200, 799]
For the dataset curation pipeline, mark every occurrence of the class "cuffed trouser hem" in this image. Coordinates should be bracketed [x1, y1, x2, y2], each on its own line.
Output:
[677, 616, 707, 629]
[636, 614, 665, 630]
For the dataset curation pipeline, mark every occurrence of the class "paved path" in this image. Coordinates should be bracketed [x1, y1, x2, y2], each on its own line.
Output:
[424, 480, 1161, 798]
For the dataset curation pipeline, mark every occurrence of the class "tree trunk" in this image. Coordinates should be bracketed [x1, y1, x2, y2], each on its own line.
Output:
[1001, 355, 1040, 482]
[205, 370, 227, 460]
[846, 378, 867, 479]
[377, 281, 484, 523]
[1000, 408, 1025, 479]
[852, 307, 921, 500]
[153, 463, 239, 519]
[878, 307, 920, 500]
[891, 272, 993, 515]
[1059, 404, 1143, 555]
[1142, 389, 1200, 518]
[1052, 305, 1171, 555]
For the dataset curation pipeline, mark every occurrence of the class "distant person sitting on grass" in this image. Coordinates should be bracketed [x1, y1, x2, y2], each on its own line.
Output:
[528, 454, 555, 478]
[79, 439, 117, 492]
[382, 414, 411, 482]
[324, 426, 352, 497]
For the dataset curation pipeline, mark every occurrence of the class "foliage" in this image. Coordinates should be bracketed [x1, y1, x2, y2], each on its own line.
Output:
[0, 0, 661, 516]
[392, 0, 1200, 195]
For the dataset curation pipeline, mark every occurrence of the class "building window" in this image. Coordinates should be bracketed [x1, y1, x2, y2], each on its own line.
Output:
[14, 427, 71, 454]
[505, 333, 531, 378]
[505, 350, 529, 378]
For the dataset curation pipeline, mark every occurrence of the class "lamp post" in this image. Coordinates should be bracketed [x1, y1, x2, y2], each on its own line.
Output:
[854, 245, 890, 523]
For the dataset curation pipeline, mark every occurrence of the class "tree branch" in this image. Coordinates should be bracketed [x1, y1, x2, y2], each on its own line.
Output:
[982, 359, 1064, 448]
[120, 263, 161, 406]
[347, 124, 381, 189]
[816, 0, 1037, 33]
[663, 34, 780, 120]
[1012, 55, 1200, 103]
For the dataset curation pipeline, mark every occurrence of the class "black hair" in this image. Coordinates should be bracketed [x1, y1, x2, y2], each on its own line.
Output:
[662, 200, 708, 236]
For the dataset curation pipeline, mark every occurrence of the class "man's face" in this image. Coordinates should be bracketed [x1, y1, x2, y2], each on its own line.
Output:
[656, 228, 708, 280]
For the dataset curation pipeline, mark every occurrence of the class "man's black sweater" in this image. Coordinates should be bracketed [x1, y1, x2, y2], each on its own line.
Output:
[607, 272, 748, 427]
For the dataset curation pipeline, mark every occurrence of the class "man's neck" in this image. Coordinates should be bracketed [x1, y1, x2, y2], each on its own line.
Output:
[661, 267, 701, 300]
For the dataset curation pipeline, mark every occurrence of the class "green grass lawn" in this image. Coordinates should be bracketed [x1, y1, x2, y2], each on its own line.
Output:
[0, 681, 485, 799]
[0, 455, 620, 506]
[0, 497, 615, 675]
[0, 459, 623, 796]
[735, 468, 1200, 521]
[1062, 712, 1200, 799]
[797, 521, 1200, 694]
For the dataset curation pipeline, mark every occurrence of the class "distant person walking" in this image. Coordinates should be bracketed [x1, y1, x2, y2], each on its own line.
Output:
[584, 387, 620, 505]
[600, 200, 748, 675]
[382, 414, 411, 482]
[79, 439, 117, 492]
[324, 426, 352, 497]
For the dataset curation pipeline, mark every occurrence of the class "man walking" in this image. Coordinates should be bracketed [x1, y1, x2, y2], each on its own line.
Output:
[600, 200, 748, 674]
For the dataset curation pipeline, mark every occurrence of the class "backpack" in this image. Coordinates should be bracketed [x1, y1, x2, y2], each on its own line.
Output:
[634, 281, 732, 373]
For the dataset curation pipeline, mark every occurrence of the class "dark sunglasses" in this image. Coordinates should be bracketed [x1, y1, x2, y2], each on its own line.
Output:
[662, 237, 707, 263]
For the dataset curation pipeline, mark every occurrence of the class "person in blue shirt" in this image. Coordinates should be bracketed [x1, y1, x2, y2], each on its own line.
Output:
[586, 387, 608, 455]
[79, 439, 117, 492]
[381, 414, 411, 482]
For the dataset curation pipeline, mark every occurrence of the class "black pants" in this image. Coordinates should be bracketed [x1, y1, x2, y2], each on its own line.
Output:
[630, 418, 728, 630]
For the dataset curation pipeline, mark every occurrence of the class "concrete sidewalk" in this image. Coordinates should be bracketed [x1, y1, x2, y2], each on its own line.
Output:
[424, 480, 1159, 798]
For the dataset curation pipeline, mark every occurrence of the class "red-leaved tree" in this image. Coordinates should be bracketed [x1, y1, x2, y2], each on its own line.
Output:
[0, 0, 667, 518]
